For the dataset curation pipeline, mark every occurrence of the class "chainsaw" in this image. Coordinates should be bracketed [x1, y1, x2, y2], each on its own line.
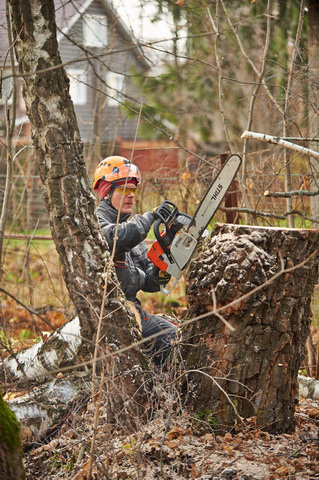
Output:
[148, 154, 242, 295]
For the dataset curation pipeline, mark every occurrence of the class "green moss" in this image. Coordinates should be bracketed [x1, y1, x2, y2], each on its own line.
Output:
[193, 409, 220, 431]
[257, 407, 269, 427]
[187, 349, 196, 367]
[0, 393, 22, 452]
[224, 399, 239, 424]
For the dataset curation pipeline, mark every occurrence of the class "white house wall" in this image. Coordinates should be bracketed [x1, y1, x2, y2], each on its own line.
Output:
[58, 0, 144, 143]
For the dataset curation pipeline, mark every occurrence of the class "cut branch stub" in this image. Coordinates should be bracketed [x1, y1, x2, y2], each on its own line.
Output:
[182, 224, 319, 433]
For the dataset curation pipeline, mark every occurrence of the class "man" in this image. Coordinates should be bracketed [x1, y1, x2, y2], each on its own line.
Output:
[93, 155, 177, 365]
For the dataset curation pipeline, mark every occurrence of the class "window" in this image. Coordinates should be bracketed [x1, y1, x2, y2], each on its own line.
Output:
[0, 75, 13, 105]
[83, 14, 107, 48]
[66, 69, 87, 105]
[107, 73, 125, 107]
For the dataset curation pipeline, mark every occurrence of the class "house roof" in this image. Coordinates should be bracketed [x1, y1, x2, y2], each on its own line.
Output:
[0, 0, 149, 69]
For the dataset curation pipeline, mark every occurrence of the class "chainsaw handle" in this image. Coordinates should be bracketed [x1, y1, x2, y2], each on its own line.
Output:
[153, 201, 178, 224]
[160, 274, 181, 296]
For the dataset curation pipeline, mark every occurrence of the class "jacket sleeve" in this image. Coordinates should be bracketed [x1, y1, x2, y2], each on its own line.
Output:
[98, 210, 156, 256]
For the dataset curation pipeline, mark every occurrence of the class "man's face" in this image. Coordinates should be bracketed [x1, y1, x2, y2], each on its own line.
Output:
[110, 183, 137, 214]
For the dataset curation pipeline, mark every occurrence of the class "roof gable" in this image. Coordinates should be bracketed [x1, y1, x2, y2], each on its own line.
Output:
[55, 0, 95, 37]
[0, 0, 148, 69]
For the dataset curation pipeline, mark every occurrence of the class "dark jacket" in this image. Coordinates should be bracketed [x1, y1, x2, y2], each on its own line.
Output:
[96, 199, 160, 302]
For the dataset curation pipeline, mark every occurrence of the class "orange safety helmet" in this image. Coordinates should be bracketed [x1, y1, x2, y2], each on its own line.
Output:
[93, 156, 141, 190]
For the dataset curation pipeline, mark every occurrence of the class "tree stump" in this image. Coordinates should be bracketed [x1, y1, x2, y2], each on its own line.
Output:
[182, 224, 319, 433]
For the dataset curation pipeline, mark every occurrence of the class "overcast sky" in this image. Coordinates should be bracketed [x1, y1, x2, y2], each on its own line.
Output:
[112, 0, 186, 70]
[112, 0, 173, 42]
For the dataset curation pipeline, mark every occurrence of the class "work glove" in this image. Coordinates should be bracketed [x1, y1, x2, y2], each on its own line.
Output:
[153, 266, 171, 286]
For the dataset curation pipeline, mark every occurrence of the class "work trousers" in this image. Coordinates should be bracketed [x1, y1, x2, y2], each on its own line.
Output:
[136, 305, 178, 366]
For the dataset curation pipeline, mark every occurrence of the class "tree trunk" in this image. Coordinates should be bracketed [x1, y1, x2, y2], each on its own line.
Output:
[7, 0, 149, 430]
[182, 224, 319, 433]
[0, 393, 25, 480]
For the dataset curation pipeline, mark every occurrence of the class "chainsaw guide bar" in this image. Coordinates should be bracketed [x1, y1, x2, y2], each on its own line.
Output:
[148, 154, 242, 295]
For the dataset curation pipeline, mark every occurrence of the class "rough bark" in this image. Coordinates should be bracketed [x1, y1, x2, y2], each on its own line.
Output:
[7, 0, 150, 430]
[182, 224, 319, 433]
[0, 393, 25, 480]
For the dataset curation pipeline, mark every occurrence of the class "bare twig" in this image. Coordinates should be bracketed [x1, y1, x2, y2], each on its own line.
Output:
[0, 7, 17, 273]
[241, 0, 272, 224]
[220, 206, 319, 224]
[264, 189, 319, 198]
[182, 368, 244, 422]
[207, 3, 234, 153]
[220, 0, 283, 117]
[88, 102, 144, 479]
[282, 0, 305, 227]
[4, 249, 314, 386]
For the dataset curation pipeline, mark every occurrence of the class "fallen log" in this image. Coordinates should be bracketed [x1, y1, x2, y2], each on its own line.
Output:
[2, 308, 144, 439]
[4, 316, 83, 382]
[7, 375, 90, 441]
[182, 224, 319, 433]
[298, 374, 319, 400]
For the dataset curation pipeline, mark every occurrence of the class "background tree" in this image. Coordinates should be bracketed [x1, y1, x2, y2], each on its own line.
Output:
[308, 0, 319, 221]
[131, 0, 317, 228]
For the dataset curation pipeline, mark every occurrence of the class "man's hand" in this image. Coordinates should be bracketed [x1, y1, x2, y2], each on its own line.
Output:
[153, 266, 171, 285]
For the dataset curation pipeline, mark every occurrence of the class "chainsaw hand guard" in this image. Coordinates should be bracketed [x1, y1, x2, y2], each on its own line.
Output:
[153, 201, 177, 223]
[148, 201, 192, 278]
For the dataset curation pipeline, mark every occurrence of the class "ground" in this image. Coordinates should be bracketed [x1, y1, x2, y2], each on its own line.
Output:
[23, 389, 319, 480]
[1, 241, 319, 479]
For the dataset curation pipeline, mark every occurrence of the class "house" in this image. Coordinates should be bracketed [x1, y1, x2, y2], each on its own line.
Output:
[0, 0, 149, 150]
[0, 0, 182, 229]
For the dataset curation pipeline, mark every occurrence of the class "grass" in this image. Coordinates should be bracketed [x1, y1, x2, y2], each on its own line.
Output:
[2, 238, 71, 311]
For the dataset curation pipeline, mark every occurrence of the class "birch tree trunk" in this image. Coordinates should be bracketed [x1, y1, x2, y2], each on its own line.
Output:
[7, 0, 149, 430]
[182, 224, 319, 433]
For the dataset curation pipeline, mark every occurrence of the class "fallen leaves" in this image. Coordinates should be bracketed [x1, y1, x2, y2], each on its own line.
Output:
[22, 393, 319, 480]
[70, 459, 90, 480]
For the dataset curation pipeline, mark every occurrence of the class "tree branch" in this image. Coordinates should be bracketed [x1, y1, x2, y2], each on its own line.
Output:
[241, 130, 319, 159]
[264, 189, 319, 198]
[219, 206, 319, 224]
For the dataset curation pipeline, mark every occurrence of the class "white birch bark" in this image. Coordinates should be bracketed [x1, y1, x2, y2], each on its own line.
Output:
[4, 317, 82, 381]
[241, 131, 319, 159]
